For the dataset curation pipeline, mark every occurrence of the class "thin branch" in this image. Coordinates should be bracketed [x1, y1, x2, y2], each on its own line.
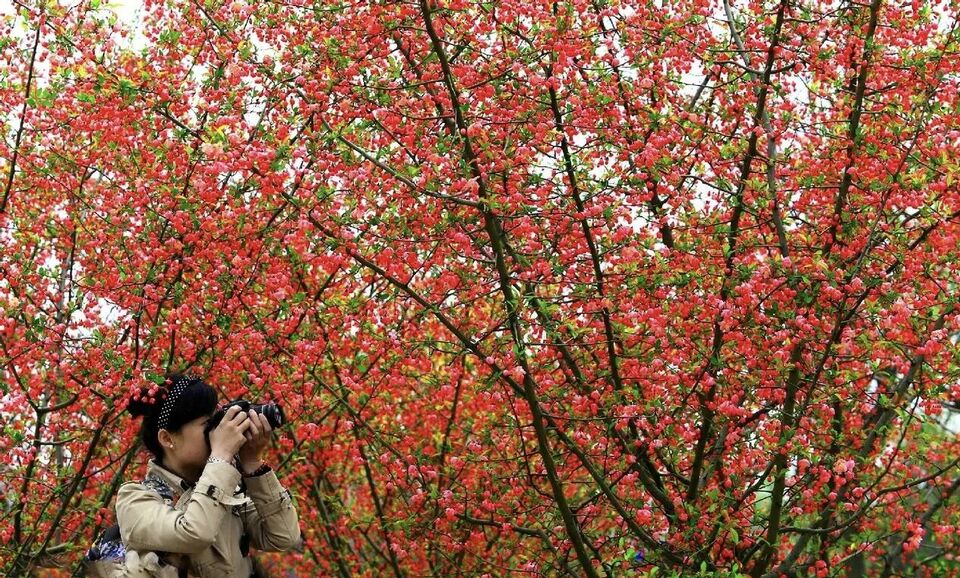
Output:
[1, 17, 42, 214]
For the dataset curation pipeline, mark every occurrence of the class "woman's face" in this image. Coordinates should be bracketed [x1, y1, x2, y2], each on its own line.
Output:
[166, 414, 214, 478]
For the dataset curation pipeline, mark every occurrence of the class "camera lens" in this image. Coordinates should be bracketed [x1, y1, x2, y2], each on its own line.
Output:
[251, 402, 285, 428]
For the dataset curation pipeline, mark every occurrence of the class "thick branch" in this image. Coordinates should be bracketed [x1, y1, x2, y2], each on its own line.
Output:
[823, 0, 883, 253]
[417, 2, 600, 574]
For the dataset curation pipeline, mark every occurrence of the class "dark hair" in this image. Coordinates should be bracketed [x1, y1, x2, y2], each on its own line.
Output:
[127, 374, 218, 459]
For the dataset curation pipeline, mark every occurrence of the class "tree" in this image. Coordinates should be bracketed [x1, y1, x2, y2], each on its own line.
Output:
[1, 0, 958, 575]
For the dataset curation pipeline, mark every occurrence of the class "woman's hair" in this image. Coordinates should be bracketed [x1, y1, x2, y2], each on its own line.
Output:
[127, 374, 218, 459]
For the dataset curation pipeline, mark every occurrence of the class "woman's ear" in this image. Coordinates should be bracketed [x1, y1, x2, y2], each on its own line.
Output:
[157, 429, 175, 451]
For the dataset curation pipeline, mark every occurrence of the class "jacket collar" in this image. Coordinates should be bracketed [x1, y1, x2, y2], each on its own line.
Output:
[147, 459, 197, 494]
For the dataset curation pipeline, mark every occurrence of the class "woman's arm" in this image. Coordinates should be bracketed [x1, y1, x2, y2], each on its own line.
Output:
[238, 467, 302, 552]
[116, 461, 245, 554]
[235, 411, 302, 551]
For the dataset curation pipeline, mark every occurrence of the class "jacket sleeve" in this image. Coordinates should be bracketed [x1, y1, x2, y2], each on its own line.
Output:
[116, 461, 244, 554]
[238, 469, 301, 552]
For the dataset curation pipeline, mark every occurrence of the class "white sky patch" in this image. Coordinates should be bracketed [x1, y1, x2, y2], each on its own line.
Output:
[96, 296, 128, 326]
[106, 0, 149, 50]
[0, 0, 24, 19]
[108, 0, 142, 24]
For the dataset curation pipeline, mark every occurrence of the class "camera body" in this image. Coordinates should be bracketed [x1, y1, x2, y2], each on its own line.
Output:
[204, 399, 286, 434]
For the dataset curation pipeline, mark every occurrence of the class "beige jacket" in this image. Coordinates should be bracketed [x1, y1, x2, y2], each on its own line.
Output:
[115, 459, 301, 578]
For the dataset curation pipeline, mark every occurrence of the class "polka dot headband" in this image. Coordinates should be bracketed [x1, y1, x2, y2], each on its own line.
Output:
[157, 375, 195, 430]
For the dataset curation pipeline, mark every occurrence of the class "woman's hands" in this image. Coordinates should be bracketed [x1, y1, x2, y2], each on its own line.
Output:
[207, 406, 274, 472]
[238, 411, 272, 474]
[207, 405, 251, 461]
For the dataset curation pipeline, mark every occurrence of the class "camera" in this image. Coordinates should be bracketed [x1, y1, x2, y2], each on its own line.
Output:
[205, 399, 287, 433]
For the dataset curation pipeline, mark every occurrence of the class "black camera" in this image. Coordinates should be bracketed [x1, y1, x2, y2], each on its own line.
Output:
[205, 399, 286, 433]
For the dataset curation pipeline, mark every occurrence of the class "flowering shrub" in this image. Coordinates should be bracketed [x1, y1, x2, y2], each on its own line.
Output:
[1, 0, 958, 575]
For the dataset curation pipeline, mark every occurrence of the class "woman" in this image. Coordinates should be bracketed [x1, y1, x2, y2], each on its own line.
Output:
[116, 374, 301, 577]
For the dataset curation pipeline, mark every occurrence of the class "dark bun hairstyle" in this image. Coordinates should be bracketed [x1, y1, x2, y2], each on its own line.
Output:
[128, 373, 218, 459]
